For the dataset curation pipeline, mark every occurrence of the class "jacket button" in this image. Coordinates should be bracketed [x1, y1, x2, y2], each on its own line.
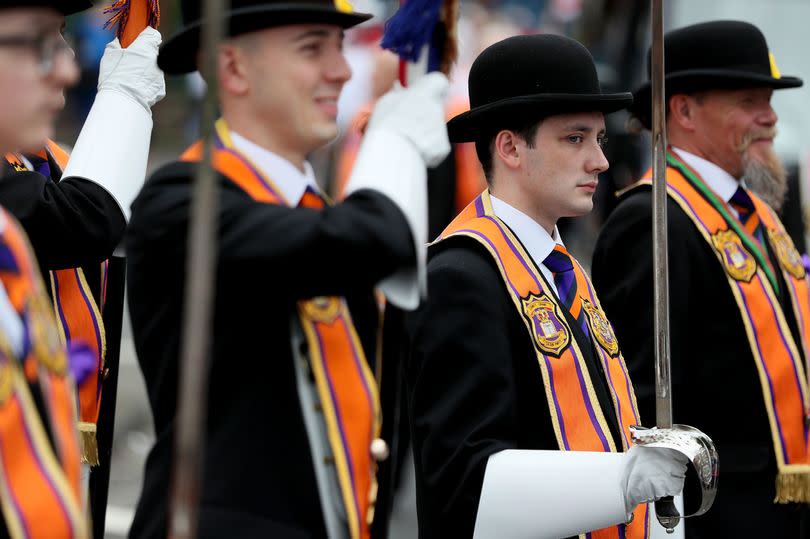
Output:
[370, 438, 389, 462]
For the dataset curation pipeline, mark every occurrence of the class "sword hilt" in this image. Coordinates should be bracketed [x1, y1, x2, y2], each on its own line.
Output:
[655, 496, 681, 533]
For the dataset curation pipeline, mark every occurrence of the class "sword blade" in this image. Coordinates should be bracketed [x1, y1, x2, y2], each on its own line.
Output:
[168, 0, 227, 537]
[651, 0, 671, 432]
[650, 0, 681, 530]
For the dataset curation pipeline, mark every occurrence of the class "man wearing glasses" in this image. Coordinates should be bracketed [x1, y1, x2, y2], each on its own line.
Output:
[0, 0, 164, 482]
[0, 1, 144, 537]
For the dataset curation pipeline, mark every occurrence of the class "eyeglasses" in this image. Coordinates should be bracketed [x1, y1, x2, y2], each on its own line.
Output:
[0, 31, 75, 75]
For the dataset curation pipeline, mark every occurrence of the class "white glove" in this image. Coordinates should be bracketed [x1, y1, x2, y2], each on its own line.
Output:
[344, 73, 450, 310]
[621, 445, 688, 518]
[365, 72, 451, 167]
[97, 27, 166, 113]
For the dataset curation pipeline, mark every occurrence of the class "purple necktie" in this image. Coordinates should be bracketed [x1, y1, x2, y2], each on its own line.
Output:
[544, 245, 590, 339]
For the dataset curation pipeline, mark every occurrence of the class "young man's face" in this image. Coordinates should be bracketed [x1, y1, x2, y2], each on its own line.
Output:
[236, 24, 351, 156]
[0, 8, 79, 153]
[519, 111, 609, 226]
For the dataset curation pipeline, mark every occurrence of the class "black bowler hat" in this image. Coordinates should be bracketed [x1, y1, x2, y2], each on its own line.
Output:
[0, 0, 92, 15]
[158, 0, 372, 75]
[631, 20, 803, 128]
[447, 34, 633, 143]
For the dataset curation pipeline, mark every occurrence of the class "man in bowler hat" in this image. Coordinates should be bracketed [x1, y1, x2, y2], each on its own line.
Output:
[405, 34, 688, 539]
[126, 0, 450, 537]
[593, 20, 809, 537]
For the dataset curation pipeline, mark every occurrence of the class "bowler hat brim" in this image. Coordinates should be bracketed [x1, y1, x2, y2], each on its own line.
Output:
[158, 5, 372, 75]
[447, 92, 634, 143]
[630, 69, 803, 127]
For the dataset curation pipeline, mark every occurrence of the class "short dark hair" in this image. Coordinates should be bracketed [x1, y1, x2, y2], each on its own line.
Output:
[474, 119, 543, 185]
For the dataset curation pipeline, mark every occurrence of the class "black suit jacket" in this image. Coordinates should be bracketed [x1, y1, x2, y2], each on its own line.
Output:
[126, 161, 415, 539]
[0, 152, 126, 317]
[592, 183, 809, 537]
[405, 236, 624, 539]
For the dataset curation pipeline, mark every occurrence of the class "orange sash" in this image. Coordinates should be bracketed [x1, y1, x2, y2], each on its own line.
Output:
[0, 208, 86, 538]
[181, 119, 382, 539]
[631, 152, 810, 501]
[437, 191, 649, 539]
[4, 142, 108, 465]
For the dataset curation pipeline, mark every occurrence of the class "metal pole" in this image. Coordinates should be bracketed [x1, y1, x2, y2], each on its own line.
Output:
[167, 0, 226, 536]
[650, 0, 681, 531]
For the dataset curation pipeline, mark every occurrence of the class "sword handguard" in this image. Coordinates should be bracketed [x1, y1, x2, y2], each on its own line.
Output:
[630, 425, 719, 532]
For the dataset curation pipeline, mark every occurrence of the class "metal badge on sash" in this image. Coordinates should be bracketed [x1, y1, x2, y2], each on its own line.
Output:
[767, 228, 806, 279]
[581, 299, 619, 357]
[301, 297, 342, 324]
[520, 292, 570, 357]
[711, 229, 757, 282]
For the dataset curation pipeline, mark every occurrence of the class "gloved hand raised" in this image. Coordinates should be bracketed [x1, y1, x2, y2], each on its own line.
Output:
[98, 27, 166, 113]
[621, 445, 688, 519]
[365, 72, 451, 167]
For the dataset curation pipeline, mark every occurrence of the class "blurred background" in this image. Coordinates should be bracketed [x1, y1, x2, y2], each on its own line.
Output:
[55, 1, 810, 536]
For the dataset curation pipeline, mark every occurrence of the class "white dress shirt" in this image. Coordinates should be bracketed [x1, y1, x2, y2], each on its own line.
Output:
[489, 194, 564, 296]
[229, 130, 321, 204]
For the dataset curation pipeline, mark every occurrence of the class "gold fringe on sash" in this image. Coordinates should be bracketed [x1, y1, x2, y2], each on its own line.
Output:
[78, 421, 99, 466]
[775, 469, 810, 503]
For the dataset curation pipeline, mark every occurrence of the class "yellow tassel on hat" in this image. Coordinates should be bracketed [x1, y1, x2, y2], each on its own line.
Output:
[769, 52, 782, 79]
[334, 0, 354, 13]
[774, 470, 810, 503]
[78, 421, 99, 466]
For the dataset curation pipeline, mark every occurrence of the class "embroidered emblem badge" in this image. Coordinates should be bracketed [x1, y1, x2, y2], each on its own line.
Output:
[767, 228, 806, 279]
[28, 295, 67, 376]
[711, 229, 757, 282]
[521, 292, 570, 357]
[300, 296, 341, 324]
[581, 299, 620, 357]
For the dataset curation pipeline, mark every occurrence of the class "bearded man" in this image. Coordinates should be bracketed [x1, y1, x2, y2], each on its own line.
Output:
[593, 20, 809, 537]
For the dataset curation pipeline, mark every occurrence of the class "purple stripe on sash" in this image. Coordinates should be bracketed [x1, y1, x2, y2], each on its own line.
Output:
[575, 273, 639, 442]
[480, 217, 612, 451]
[542, 356, 571, 451]
[312, 327, 362, 524]
[785, 277, 809, 358]
[759, 276, 806, 440]
[17, 394, 73, 535]
[474, 196, 485, 217]
[0, 423, 32, 539]
[596, 347, 629, 447]
[220, 148, 285, 201]
[570, 349, 611, 452]
[459, 227, 573, 448]
[74, 269, 103, 399]
[462, 224, 612, 451]
[739, 278, 791, 463]
[51, 275, 71, 342]
[338, 312, 376, 437]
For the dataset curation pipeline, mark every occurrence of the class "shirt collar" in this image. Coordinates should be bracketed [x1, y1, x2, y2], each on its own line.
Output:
[228, 130, 319, 206]
[672, 146, 739, 204]
[490, 194, 563, 267]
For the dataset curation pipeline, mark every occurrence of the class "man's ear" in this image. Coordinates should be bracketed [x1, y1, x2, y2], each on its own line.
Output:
[493, 130, 522, 171]
[668, 93, 699, 132]
[218, 44, 251, 97]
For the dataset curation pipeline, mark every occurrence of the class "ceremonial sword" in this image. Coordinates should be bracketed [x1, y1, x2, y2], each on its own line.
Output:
[168, 0, 227, 537]
[648, 0, 681, 530]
